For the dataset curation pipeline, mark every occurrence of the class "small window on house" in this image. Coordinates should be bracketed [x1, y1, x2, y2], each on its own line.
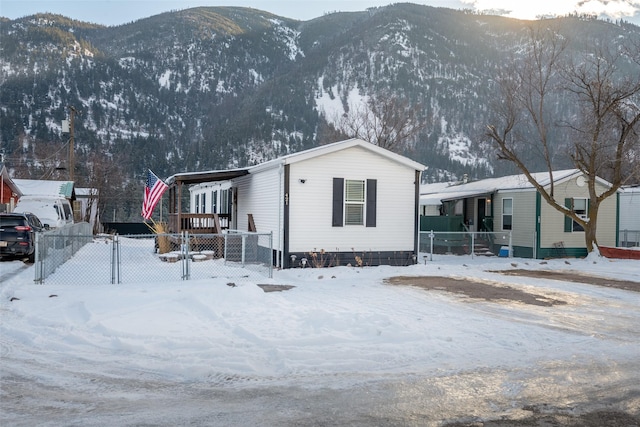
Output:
[211, 190, 218, 213]
[502, 198, 513, 230]
[201, 193, 206, 214]
[453, 200, 463, 216]
[220, 190, 229, 214]
[565, 197, 588, 232]
[195, 194, 200, 213]
[345, 180, 365, 225]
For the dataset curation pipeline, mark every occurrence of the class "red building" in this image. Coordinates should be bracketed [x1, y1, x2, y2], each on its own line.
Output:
[0, 165, 22, 212]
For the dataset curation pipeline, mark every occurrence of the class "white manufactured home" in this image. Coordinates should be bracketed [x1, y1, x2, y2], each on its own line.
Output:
[173, 139, 425, 268]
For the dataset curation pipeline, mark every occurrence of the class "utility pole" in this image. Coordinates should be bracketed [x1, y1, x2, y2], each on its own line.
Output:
[68, 106, 76, 182]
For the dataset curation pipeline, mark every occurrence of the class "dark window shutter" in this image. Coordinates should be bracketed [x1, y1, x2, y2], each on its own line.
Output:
[564, 198, 573, 232]
[366, 179, 377, 227]
[332, 178, 344, 227]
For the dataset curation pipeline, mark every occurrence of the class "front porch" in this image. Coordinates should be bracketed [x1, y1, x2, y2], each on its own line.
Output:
[165, 167, 250, 234]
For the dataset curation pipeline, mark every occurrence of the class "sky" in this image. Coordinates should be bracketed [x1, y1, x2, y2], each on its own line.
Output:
[1, 0, 640, 26]
[1, 237, 639, 424]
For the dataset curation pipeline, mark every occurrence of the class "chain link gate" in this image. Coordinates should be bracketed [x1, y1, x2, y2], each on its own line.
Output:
[36, 230, 273, 285]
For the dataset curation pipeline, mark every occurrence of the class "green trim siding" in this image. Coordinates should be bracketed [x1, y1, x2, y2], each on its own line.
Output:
[537, 246, 588, 259]
[512, 245, 535, 259]
[535, 192, 541, 259]
[616, 192, 620, 246]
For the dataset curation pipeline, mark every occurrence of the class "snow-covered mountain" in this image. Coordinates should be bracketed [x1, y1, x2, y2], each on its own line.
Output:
[1, 4, 638, 219]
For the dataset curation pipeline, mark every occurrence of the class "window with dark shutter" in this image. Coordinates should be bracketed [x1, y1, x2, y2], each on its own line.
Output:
[333, 178, 377, 227]
[366, 179, 377, 227]
[332, 178, 344, 227]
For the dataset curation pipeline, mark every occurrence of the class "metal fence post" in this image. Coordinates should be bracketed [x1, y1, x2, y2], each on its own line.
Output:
[269, 231, 273, 278]
[111, 235, 118, 284]
[34, 232, 43, 284]
[429, 230, 434, 262]
[181, 231, 190, 280]
[241, 233, 246, 267]
[223, 232, 228, 262]
[471, 232, 475, 259]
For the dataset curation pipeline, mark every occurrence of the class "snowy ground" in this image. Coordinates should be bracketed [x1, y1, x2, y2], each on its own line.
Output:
[1, 241, 639, 426]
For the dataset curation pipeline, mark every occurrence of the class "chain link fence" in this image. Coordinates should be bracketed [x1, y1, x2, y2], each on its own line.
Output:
[36, 230, 273, 285]
[34, 222, 93, 283]
[419, 230, 512, 261]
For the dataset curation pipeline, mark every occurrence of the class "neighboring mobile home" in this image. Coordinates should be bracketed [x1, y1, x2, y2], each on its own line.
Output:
[420, 170, 618, 259]
[168, 138, 426, 268]
[619, 185, 640, 247]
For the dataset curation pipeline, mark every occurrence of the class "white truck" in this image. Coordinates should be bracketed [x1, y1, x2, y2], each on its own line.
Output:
[14, 196, 74, 229]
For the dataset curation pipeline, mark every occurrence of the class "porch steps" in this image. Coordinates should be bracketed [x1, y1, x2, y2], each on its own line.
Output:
[472, 242, 495, 257]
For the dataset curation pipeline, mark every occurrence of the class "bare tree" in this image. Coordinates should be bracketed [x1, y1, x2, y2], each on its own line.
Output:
[331, 92, 426, 153]
[486, 25, 640, 252]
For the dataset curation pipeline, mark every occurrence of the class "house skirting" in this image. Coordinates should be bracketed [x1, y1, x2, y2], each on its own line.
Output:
[537, 246, 588, 259]
[284, 250, 417, 269]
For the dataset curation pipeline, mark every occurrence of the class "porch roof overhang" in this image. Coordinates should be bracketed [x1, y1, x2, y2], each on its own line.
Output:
[165, 167, 250, 186]
[420, 189, 494, 206]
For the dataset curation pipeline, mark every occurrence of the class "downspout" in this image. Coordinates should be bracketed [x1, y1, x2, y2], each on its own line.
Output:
[535, 192, 541, 259]
[616, 192, 620, 247]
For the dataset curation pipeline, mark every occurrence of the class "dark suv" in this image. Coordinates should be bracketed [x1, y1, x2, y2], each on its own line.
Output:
[0, 212, 45, 262]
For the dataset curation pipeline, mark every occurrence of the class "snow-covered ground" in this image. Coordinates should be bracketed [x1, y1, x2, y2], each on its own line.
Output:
[1, 241, 639, 426]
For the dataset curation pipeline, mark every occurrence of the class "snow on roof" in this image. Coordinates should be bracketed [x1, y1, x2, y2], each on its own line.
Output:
[420, 170, 583, 205]
[272, 138, 425, 171]
[170, 139, 426, 181]
[13, 179, 75, 198]
[76, 188, 99, 197]
[1, 165, 23, 197]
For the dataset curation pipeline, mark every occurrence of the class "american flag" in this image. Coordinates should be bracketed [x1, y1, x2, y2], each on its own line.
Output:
[142, 169, 168, 220]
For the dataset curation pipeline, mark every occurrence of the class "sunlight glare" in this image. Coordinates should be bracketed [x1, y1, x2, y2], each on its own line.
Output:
[460, 0, 640, 21]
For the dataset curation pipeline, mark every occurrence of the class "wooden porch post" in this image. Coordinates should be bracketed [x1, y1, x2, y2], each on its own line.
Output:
[177, 180, 182, 231]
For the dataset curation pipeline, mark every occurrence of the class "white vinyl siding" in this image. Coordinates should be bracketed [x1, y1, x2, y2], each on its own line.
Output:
[234, 166, 282, 250]
[287, 145, 416, 253]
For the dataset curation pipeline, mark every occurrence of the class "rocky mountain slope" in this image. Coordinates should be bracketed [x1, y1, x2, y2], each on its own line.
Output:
[1, 4, 638, 219]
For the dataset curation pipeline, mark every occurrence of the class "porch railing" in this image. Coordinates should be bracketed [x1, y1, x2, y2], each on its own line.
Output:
[168, 213, 230, 234]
